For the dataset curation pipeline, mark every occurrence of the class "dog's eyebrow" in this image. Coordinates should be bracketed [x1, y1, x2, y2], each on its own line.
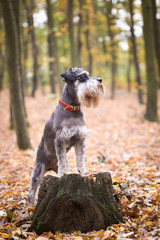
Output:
[78, 71, 89, 76]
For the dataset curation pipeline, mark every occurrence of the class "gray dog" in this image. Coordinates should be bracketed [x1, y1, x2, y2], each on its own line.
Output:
[28, 67, 104, 205]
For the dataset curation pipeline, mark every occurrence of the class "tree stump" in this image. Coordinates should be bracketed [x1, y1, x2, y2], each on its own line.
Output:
[31, 173, 123, 234]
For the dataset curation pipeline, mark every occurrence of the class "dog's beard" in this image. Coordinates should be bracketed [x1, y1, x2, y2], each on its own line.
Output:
[77, 79, 104, 107]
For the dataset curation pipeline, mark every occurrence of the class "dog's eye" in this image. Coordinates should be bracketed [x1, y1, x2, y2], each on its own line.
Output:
[78, 73, 88, 82]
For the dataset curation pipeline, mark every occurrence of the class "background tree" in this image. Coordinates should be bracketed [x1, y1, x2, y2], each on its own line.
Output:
[1, 0, 31, 149]
[46, 0, 56, 93]
[67, 0, 76, 67]
[104, 0, 117, 99]
[21, 22, 29, 95]
[23, 0, 38, 97]
[84, 0, 93, 74]
[129, 0, 143, 104]
[0, 13, 5, 91]
[127, 54, 132, 93]
[151, 0, 160, 87]
[49, 1, 62, 93]
[12, 0, 27, 117]
[76, 0, 83, 67]
[0, 0, 159, 127]
[142, 0, 158, 121]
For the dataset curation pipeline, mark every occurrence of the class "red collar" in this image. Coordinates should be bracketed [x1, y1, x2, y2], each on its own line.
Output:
[59, 99, 80, 111]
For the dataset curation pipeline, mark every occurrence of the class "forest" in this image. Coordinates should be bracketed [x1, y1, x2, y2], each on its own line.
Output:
[0, 0, 160, 239]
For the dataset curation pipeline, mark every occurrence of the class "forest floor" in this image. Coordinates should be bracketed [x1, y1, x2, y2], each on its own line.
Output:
[0, 88, 160, 240]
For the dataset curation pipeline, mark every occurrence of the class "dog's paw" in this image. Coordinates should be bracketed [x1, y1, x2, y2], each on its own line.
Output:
[78, 167, 88, 175]
[66, 162, 71, 172]
[58, 170, 68, 178]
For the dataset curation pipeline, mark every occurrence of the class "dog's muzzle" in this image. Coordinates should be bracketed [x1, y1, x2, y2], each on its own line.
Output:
[77, 78, 104, 107]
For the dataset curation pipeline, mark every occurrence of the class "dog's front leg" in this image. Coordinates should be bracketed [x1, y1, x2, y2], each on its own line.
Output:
[55, 139, 68, 177]
[75, 140, 87, 174]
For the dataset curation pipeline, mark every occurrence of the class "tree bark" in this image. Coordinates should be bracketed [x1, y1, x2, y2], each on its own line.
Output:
[9, 101, 14, 129]
[77, 0, 83, 67]
[12, 0, 27, 117]
[127, 56, 132, 93]
[92, 0, 97, 14]
[46, 0, 56, 93]
[102, 38, 109, 69]
[85, 11, 93, 74]
[105, 0, 116, 99]
[67, 0, 76, 67]
[129, 0, 143, 104]
[22, 29, 29, 95]
[1, 0, 31, 149]
[0, 14, 5, 91]
[23, 0, 38, 97]
[47, 0, 63, 94]
[151, 0, 160, 87]
[142, 0, 158, 121]
[31, 173, 123, 235]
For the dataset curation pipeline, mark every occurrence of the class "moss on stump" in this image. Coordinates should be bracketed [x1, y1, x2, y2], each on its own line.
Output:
[31, 173, 123, 234]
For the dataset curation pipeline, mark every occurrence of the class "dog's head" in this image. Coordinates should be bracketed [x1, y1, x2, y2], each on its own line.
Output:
[60, 68, 104, 107]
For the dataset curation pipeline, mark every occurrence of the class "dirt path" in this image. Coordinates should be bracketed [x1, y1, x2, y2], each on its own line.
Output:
[0, 89, 160, 239]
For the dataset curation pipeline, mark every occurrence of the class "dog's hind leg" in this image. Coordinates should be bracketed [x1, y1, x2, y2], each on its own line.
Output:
[28, 160, 46, 206]
[28, 139, 47, 205]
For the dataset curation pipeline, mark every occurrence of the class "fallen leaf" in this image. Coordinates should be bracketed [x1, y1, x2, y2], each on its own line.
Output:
[0, 232, 9, 238]
[0, 210, 7, 217]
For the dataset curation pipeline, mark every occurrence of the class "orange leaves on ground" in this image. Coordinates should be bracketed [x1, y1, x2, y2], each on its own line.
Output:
[122, 205, 139, 218]
[0, 89, 160, 239]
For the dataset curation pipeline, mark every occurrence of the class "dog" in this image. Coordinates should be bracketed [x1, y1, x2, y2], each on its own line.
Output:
[28, 67, 104, 205]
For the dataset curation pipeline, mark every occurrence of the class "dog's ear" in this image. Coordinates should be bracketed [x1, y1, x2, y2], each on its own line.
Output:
[60, 72, 69, 84]
[60, 69, 74, 84]
[60, 72, 65, 79]
[60, 72, 68, 84]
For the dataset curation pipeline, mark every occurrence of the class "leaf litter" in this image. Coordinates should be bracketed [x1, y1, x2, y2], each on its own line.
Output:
[0, 89, 160, 239]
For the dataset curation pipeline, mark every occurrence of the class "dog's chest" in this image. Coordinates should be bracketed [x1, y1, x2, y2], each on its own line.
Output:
[57, 125, 89, 144]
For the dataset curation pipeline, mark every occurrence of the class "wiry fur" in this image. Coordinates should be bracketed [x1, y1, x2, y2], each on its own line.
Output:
[77, 78, 104, 107]
[28, 67, 104, 205]
[57, 126, 89, 141]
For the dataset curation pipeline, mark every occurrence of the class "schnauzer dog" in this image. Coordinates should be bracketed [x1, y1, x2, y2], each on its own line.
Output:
[28, 67, 104, 205]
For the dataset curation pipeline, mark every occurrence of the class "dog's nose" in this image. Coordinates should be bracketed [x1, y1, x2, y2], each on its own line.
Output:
[97, 77, 102, 83]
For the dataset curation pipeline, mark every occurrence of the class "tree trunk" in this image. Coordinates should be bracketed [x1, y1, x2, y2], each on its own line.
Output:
[9, 101, 14, 129]
[84, 0, 93, 74]
[31, 173, 123, 235]
[151, 0, 160, 87]
[129, 0, 143, 104]
[23, 0, 38, 97]
[142, 0, 158, 121]
[102, 38, 109, 69]
[0, 56, 4, 90]
[46, 0, 56, 93]
[77, 0, 83, 67]
[12, 0, 27, 117]
[105, 0, 116, 99]
[85, 24, 93, 74]
[47, 0, 62, 94]
[68, 0, 76, 67]
[22, 29, 29, 95]
[92, 0, 97, 14]
[127, 56, 132, 93]
[0, 14, 5, 91]
[1, 0, 31, 149]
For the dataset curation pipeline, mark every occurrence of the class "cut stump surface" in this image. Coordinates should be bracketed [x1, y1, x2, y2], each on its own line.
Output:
[31, 173, 123, 234]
